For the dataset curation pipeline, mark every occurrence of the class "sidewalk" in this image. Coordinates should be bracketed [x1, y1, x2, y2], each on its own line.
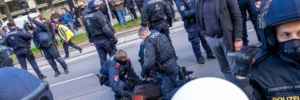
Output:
[14, 11, 183, 68]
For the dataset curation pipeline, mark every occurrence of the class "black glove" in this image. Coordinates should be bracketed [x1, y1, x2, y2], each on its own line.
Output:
[138, 59, 144, 66]
[28, 17, 34, 21]
[162, 61, 174, 74]
[124, 91, 132, 99]
[113, 38, 118, 45]
[233, 45, 261, 77]
[168, 18, 173, 27]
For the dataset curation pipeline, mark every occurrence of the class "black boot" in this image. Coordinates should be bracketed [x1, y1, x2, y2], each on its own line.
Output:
[55, 70, 61, 77]
[207, 52, 216, 59]
[197, 56, 205, 64]
[38, 74, 47, 80]
[64, 68, 69, 74]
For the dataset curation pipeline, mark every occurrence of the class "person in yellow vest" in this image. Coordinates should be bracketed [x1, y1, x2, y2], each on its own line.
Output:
[55, 21, 82, 59]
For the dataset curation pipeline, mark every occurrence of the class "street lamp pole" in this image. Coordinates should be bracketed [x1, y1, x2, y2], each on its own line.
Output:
[104, 0, 114, 26]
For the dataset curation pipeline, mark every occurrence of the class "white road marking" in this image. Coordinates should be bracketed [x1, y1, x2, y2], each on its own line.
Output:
[50, 73, 94, 87]
[247, 29, 255, 32]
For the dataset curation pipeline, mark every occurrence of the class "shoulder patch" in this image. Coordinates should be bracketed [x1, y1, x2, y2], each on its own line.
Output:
[181, 6, 185, 10]
[127, 58, 131, 61]
[114, 75, 119, 81]
[116, 63, 120, 68]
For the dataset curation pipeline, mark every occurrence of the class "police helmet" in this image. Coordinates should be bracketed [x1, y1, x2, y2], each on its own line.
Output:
[87, 0, 102, 12]
[172, 77, 248, 100]
[0, 67, 53, 100]
[259, 0, 300, 50]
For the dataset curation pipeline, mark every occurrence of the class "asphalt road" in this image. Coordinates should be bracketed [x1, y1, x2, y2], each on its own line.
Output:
[30, 21, 259, 100]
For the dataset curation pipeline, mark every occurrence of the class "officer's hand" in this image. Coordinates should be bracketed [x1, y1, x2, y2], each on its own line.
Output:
[113, 39, 118, 45]
[28, 17, 34, 21]
[91, 43, 95, 46]
[233, 45, 261, 77]
[124, 91, 132, 99]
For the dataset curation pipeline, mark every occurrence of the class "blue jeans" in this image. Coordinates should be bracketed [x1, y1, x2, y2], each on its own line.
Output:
[42, 45, 67, 70]
[73, 23, 78, 31]
[94, 39, 116, 66]
[161, 63, 180, 100]
[63, 40, 81, 57]
[16, 49, 41, 75]
[129, 8, 138, 20]
[117, 9, 127, 25]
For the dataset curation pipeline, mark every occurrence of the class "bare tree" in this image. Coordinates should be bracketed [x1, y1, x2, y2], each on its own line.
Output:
[45, 0, 52, 9]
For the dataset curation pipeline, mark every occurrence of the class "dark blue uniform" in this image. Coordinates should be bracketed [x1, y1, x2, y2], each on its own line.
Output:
[143, 30, 179, 100]
[141, 0, 173, 41]
[0, 43, 13, 67]
[5, 28, 42, 75]
[100, 56, 139, 99]
[175, 0, 213, 60]
[238, 0, 260, 44]
[32, 20, 68, 71]
[84, 11, 117, 66]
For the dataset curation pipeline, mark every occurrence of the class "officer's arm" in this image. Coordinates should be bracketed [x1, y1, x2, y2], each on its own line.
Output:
[83, 19, 94, 43]
[227, 0, 243, 39]
[163, 1, 173, 19]
[141, 5, 149, 27]
[33, 20, 50, 31]
[138, 42, 144, 60]
[108, 63, 126, 97]
[175, 0, 195, 19]
[142, 41, 156, 76]
[19, 32, 32, 45]
[32, 32, 39, 48]
[96, 14, 117, 40]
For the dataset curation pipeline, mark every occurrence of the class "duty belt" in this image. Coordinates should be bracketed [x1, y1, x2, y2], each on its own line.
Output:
[151, 19, 166, 26]
[187, 18, 196, 24]
[14, 47, 27, 53]
[210, 34, 223, 39]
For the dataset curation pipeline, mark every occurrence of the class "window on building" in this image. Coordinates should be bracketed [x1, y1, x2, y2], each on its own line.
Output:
[0, 0, 28, 14]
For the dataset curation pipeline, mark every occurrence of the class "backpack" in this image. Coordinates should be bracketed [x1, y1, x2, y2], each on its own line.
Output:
[38, 32, 53, 48]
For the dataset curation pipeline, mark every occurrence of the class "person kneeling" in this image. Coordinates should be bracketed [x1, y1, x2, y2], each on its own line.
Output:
[99, 50, 140, 100]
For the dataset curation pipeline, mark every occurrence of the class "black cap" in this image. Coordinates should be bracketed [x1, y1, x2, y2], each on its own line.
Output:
[7, 23, 15, 27]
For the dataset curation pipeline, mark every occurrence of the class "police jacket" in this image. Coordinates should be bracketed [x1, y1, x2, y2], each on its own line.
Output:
[79, 6, 89, 18]
[141, 0, 173, 27]
[84, 12, 116, 43]
[239, 50, 300, 100]
[100, 56, 136, 97]
[0, 43, 13, 67]
[142, 30, 176, 75]
[175, 0, 196, 20]
[5, 29, 31, 50]
[32, 20, 52, 48]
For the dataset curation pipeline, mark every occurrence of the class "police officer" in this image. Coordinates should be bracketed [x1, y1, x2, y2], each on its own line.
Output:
[238, 0, 261, 46]
[174, 0, 215, 64]
[29, 18, 69, 77]
[141, 0, 173, 41]
[0, 29, 13, 68]
[84, 0, 118, 66]
[4, 23, 46, 79]
[99, 50, 140, 100]
[233, 0, 300, 99]
[139, 27, 179, 100]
